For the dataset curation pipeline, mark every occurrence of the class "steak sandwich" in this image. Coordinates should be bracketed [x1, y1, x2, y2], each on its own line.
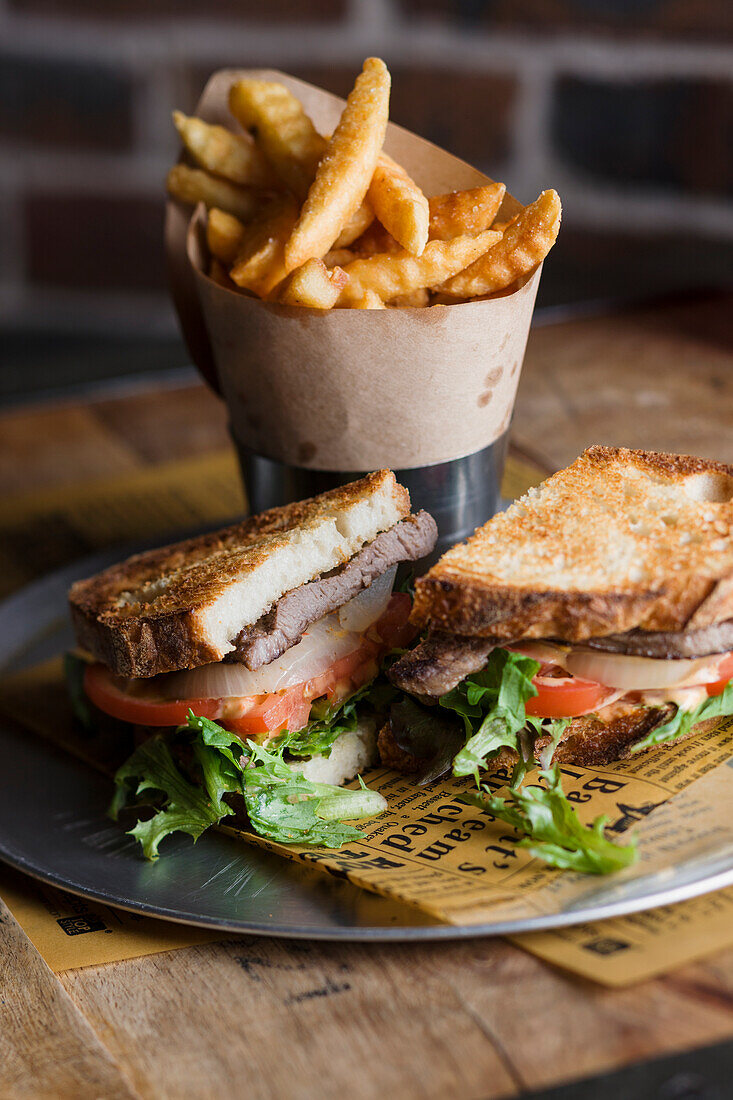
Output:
[68, 471, 437, 856]
[384, 447, 733, 779]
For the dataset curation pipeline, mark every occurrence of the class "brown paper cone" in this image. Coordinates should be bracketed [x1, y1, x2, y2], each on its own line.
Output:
[165, 68, 542, 471]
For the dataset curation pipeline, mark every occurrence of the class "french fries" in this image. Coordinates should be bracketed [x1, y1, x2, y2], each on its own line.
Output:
[172, 111, 277, 189]
[166, 164, 263, 223]
[169, 58, 561, 309]
[339, 230, 501, 305]
[206, 208, 246, 265]
[323, 248, 359, 268]
[228, 79, 326, 200]
[284, 58, 390, 273]
[352, 289, 387, 309]
[368, 153, 429, 256]
[229, 195, 300, 298]
[428, 183, 506, 241]
[278, 259, 348, 309]
[439, 189, 562, 298]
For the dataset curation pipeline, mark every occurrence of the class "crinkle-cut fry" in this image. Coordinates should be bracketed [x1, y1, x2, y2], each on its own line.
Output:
[228, 79, 326, 199]
[284, 58, 390, 273]
[439, 189, 562, 298]
[333, 201, 374, 248]
[166, 164, 263, 222]
[172, 110, 277, 188]
[229, 195, 300, 298]
[428, 182, 506, 241]
[208, 257, 237, 289]
[278, 259, 347, 309]
[391, 288, 430, 307]
[338, 229, 501, 305]
[368, 153, 429, 255]
[206, 208, 246, 265]
[323, 248, 359, 267]
[351, 289, 386, 309]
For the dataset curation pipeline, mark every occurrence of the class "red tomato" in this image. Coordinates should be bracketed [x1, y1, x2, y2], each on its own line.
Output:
[372, 592, 415, 649]
[704, 653, 733, 697]
[525, 672, 614, 719]
[84, 664, 222, 728]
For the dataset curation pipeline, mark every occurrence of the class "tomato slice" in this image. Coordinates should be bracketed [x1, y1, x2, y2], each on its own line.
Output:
[372, 592, 415, 649]
[84, 664, 222, 728]
[525, 670, 614, 719]
[704, 653, 733, 697]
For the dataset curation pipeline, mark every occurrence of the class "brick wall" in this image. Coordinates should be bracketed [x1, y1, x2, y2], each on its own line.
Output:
[1, 0, 731, 341]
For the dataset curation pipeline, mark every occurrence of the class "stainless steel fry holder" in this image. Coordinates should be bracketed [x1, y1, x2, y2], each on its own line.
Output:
[233, 433, 509, 565]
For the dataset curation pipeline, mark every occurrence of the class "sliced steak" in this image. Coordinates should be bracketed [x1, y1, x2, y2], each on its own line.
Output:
[388, 627, 497, 698]
[228, 510, 438, 670]
[585, 620, 733, 659]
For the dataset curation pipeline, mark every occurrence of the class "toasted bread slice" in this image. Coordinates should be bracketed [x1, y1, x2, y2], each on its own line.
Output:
[378, 705, 720, 775]
[413, 447, 733, 641]
[70, 470, 410, 678]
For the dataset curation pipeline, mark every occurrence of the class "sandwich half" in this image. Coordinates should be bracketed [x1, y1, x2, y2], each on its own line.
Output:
[68, 471, 437, 855]
[385, 447, 733, 777]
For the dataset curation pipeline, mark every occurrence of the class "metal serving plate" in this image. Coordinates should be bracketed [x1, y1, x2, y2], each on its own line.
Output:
[2, 550, 733, 940]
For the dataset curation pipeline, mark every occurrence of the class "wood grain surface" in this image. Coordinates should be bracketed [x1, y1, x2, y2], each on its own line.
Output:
[2, 295, 733, 1100]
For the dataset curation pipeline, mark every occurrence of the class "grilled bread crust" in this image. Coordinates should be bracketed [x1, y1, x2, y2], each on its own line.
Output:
[70, 470, 410, 678]
[377, 708, 722, 775]
[412, 447, 733, 641]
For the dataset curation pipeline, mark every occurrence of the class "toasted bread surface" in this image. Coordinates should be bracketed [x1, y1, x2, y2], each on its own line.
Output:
[70, 470, 410, 677]
[413, 447, 733, 640]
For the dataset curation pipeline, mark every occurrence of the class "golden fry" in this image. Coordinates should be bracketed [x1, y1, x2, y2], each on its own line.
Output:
[440, 189, 561, 298]
[206, 208, 246, 265]
[339, 229, 500, 304]
[351, 219, 399, 255]
[351, 289, 386, 309]
[322, 248, 359, 267]
[166, 164, 263, 222]
[368, 153, 429, 255]
[284, 58, 390, 273]
[333, 201, 374, 248]
[172, 111, 276, 188]
[278, 258, 347, 309]
[391, 288, 430, 307]
[229, 195, 300, 298]
[228, 80, 326, 199]
[428, 183, 506, 241]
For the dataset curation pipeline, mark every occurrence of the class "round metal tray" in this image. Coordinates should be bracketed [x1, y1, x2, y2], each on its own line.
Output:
[2, 550, 733, 940]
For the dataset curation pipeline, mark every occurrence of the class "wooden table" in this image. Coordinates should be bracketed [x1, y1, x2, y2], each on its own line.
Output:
[2, 295, 733, 1099]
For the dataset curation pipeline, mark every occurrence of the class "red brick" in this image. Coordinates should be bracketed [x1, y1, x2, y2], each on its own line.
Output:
[8, 0, 346, 19]
[0, 54, 132, 151]
[396, 0, 733, 40]
[24, 193, 166, 291]
[552, 77, 732, 198]
[182, 62, 517, 170]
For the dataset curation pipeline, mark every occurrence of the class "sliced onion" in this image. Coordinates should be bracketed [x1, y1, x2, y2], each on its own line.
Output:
[159, 612, 363, 700]
[565, 648, 722, 691]
[338, 566, 397, 633]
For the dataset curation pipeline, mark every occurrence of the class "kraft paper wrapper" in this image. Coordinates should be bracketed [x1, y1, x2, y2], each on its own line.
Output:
[165, 68, 542, 471]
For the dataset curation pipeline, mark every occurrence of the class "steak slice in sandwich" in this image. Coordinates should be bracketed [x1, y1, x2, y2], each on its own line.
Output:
[384, 446, 733, 778]
[67, 471, 437, 856]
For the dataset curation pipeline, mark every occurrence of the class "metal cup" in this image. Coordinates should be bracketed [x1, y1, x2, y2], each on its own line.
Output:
[232, 432, 509, 567]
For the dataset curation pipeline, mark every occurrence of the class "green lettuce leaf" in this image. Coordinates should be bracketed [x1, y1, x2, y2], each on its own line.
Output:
[470, 766, 637, 875]
[632, 681, 733, 753]
[110, 724, 243, 860]
[271, 679, 396, 759]
[110, 711, 387, 858]
[242, 740, 386, 847]
[439, 649, 540, 780]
